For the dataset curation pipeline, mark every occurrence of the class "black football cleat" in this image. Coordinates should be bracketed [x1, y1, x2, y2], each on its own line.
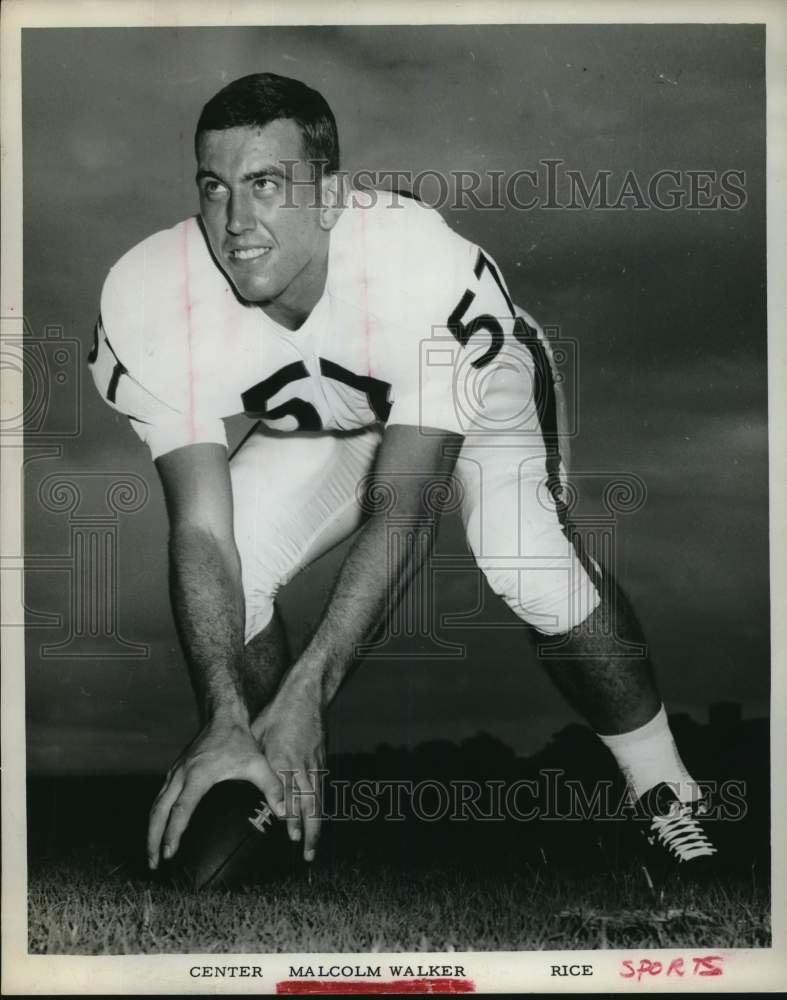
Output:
[634, 782, 719, 881]
[159, 780, 295, 891]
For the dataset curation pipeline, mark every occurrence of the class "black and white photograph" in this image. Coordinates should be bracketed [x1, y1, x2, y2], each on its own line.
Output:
[2, 0, 785, 993]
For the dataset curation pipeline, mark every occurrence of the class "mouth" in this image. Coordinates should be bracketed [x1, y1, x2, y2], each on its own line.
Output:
[227, 246, 272, 263]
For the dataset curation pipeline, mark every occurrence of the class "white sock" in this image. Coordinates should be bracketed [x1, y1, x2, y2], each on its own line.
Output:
[597, 705, 699, 803]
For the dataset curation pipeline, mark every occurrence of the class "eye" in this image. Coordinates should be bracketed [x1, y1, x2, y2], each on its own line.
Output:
[201, 179, 227, 199]
[253, 177, 278, 194]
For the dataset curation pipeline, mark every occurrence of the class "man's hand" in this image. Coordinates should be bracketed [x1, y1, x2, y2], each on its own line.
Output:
[147, 718, 286, 870]
[254, 677, 326, 863]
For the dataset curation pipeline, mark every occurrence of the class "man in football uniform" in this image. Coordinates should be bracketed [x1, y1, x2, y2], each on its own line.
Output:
[90, 73, 717, 874]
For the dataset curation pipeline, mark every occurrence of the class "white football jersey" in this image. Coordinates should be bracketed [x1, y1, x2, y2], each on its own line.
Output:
[89, 190, 558, 460]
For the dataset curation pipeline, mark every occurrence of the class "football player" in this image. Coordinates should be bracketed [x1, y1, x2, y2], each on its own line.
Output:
[89, 73, 717, 875]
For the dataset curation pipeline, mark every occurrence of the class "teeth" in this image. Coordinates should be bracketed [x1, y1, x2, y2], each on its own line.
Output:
[233, 247, 269, 260]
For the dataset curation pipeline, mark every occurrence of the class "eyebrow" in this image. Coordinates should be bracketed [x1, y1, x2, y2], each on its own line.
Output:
[195, 165, 288, 184]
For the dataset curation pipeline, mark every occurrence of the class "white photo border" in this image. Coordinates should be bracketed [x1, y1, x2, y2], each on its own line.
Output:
[2, 0, 785, 993]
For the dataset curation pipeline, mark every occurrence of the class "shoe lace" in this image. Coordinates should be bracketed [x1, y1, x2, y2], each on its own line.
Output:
[650, 801, 718, 862]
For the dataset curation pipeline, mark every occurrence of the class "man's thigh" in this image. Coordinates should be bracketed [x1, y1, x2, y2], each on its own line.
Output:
[230, 424, 383, 642]
[456, 439, 602, 636]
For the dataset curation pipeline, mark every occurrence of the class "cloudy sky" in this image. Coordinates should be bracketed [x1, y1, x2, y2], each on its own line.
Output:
[21, 24, 767, 771]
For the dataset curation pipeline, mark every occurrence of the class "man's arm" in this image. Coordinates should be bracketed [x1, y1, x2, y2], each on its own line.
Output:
[147, 443, 285, 869]
[254, 423, 462, 858]
[161, 443, 247, 724]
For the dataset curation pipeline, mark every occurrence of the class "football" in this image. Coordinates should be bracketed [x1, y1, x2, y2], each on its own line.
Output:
[159, 780, 295, 891]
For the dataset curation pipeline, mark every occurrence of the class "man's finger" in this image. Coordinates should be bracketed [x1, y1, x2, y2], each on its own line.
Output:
[296, 769, 323, 862]
[281, 767, 300, 844]
[267, 762, 301, 843]
[161, 775, 213, 861]
[242, 754, 288, 824]
[147, 771, 183, 869]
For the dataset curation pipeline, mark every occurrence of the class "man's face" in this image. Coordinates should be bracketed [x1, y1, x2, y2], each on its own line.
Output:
[196, 120, 331, 322]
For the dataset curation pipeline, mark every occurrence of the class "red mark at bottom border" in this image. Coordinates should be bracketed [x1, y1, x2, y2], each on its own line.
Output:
[277, 978, 475, 994]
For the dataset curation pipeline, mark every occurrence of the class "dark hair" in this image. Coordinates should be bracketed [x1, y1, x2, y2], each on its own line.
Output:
[195, 72, 340, 173]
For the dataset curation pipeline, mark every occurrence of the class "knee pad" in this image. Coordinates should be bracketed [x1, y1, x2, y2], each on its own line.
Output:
[481, 552, 601, 636]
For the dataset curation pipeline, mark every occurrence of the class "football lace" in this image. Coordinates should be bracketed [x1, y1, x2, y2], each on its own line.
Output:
[649, 802, 718, 862]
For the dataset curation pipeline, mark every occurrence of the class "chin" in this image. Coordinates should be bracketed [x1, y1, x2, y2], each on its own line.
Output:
[231, 275, 277, 305]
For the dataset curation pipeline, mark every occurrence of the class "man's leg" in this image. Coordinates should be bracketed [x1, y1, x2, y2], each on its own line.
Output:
[242, 603, 291, 719]
[459, 447, 699, 806]
[535, 575, 659, 735]
[531, 570, 701, 804]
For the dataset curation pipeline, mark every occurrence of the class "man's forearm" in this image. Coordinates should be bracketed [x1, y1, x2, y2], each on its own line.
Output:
[169, 524, 248, 726]
[307, 516, 424, 702]
[285, 472, 446, 707]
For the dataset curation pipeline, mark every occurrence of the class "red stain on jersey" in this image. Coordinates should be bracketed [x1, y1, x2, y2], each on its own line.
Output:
[360, 207, 372, 378]
[277, 979, 475, 994]
[181, 220, 197, 445]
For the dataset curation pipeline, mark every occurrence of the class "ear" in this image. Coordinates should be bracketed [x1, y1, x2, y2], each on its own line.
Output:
[318, 171, 347, 231]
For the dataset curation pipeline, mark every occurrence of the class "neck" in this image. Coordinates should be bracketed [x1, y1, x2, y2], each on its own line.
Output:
[261, 245, 329, 331]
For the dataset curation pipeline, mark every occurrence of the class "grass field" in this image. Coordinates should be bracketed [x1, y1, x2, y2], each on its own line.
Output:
[28, 848, 770, 955]
[26, 755, 771, 956]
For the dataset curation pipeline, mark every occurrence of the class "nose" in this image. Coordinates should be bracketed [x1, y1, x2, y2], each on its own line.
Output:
[226, 192, 256, 235]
